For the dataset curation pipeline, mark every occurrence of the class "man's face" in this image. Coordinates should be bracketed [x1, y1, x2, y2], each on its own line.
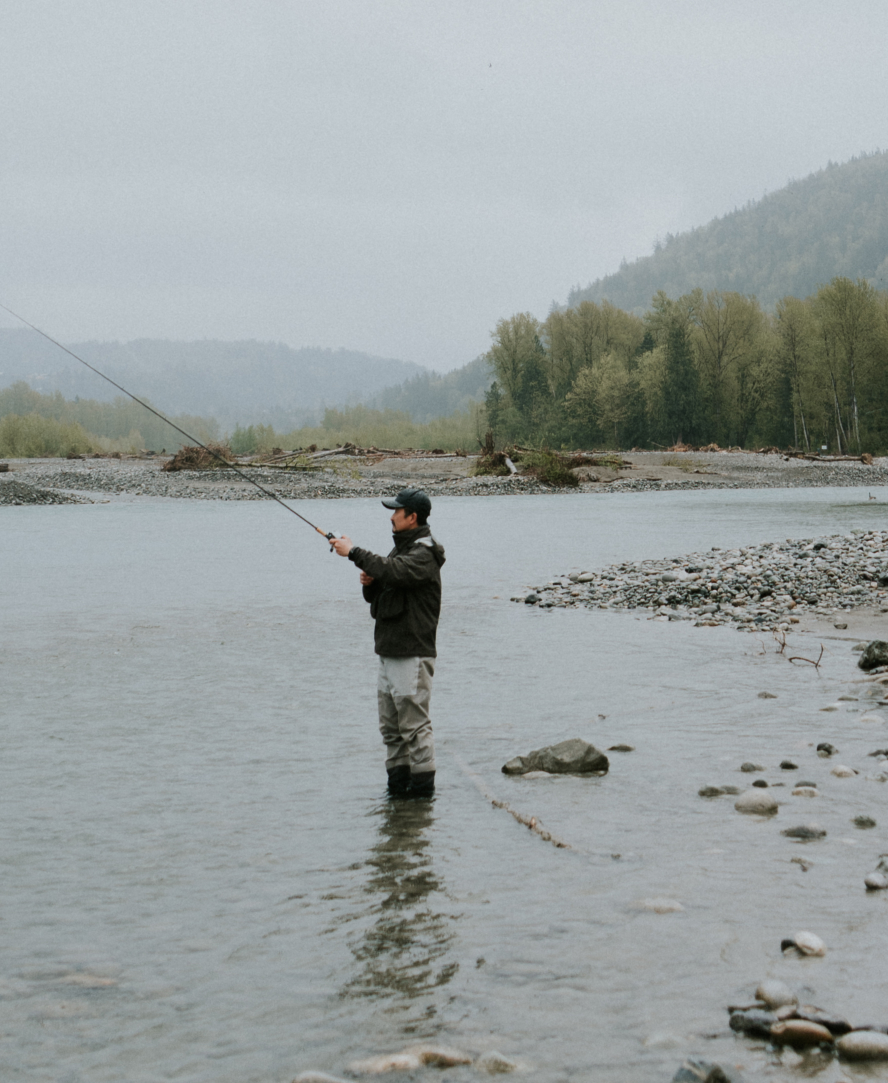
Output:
[391, 507, 418, 532]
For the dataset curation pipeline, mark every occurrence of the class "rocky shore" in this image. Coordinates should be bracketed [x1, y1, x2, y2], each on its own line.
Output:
[2, 449, 888, 505]
[515, 530, 888, 633]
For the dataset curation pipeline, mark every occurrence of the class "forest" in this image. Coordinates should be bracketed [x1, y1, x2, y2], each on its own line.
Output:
[570, 151, 888, 314]
[485, 277, 888, 454]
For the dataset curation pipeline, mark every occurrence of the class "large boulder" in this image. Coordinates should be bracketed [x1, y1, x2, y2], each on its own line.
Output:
[858, 640, 888, 670]
[502, 738, 609, 776]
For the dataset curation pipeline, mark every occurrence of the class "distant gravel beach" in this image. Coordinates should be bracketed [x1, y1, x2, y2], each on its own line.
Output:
[2, 449, 888, 505]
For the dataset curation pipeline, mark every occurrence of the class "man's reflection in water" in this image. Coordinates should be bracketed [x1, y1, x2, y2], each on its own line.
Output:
[341, 800, 458, 1017]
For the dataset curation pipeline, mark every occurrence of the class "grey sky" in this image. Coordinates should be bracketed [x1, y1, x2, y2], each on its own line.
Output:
[2, 0, 888, 371]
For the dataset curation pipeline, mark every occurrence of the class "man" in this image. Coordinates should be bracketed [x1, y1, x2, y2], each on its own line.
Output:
[331, 489, 445, 798]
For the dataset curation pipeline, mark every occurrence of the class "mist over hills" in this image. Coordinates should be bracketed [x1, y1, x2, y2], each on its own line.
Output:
[367, 356, 492, 423]
[569, 151, 888, 313]
[0, 330, 425, 431]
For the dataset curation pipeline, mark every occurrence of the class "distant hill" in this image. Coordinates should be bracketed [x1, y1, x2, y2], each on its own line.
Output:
[0, 331, 425, 431]
[569, 151, 888, 313]
[367, 355, 492, 422]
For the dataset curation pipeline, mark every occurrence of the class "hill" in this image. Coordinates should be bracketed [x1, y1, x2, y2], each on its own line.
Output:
[0, 331, 425, 431]
[367, 355, 492, 422]
[569, 151, 888, 313]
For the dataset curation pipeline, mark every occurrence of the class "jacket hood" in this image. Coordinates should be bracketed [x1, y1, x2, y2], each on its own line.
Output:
[393, 524, 446, 567]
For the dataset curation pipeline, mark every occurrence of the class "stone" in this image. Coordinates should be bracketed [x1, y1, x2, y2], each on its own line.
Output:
[752, 779, 769, 788]
[734, 790, 779, 814]
[781, 824, 826, 839]
[791, 787, 818, 797]
[831, 765, 856, 777]
[729, 1008, 777, 1037]
[781, 930, 826, 956]
[834, 622, 849, 630]
[755, 979, 797, 1009]
[780, 760, 798, 770]
[294, 1074, 352, 1083]
[405, 1045, 473, 1067]
[502, 738, 608, 775]
[864, 872, 888, 890]
[793, 1006, 852, 1035]
[348, 1054, 423, 1074]
[817, 742, 838, 756]
[853, 815, 876, 828]
[757, 691, 778, 699]
[769, 1020, 834, 1048]
[475, 1052, 517, 1074]
[858, 641, 888, 670]
[740, 762, 763, 773]
[671, 1060, 743, 1083]
[836, 1031, 888, 1060]
[524, 593, 540, 604]
[607, 744, 634, 752]
[699, 786, 725, 797]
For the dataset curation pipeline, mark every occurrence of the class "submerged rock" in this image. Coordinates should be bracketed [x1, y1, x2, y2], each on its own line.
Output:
[405, 1045, 473, 1067]
[858, 641, 888, 671]
[831, 764, 857, 777]
[348, 1053, 423, 1074]
[734, 790, 779, 814]
[475, 1052, 517, 1074]
[633, 897, 684, 913]
[607, 743, 635, 752]
[672, 1059, 744, 1083]
[853, 815, 876, 828]
[740, 762, 763, 773]
[864, 872, 888, 890]
[836, 1030, 888, 1060]
[502, 738, 609, 775]
[816, 742, 838, 756]
[781, 824, 826, 839]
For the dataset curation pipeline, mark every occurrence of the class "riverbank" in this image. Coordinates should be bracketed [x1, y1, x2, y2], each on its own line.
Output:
[516, 529, 888, 635]
[2, 449, 888, 504]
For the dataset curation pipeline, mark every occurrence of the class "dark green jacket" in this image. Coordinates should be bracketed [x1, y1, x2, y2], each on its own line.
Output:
[348, 525, 445, 658]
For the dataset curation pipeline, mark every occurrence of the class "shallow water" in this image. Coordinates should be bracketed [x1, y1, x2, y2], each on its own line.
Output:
[2, 487, 888, 1083]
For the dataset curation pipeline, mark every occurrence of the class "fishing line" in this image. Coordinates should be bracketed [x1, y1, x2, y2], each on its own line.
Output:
[0, 302, 337, 543]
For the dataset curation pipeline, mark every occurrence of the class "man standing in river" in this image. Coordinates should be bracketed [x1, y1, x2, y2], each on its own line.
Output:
[331, 489, 445, 798]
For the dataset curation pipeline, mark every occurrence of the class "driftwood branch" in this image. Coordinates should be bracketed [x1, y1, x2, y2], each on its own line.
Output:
[787, 644, 824, 669]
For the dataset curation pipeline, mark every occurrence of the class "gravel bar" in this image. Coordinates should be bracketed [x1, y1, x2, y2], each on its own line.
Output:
[513, 530, 888, 633]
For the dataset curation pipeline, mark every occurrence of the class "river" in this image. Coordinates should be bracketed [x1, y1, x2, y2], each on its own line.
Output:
[2, 487, 887, 1082]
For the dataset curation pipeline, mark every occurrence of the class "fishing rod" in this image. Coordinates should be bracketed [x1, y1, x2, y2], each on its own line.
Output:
[0, 301, 341, 547]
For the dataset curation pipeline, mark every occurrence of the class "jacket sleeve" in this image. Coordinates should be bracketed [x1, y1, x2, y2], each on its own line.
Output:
[349, 543, 437, 587]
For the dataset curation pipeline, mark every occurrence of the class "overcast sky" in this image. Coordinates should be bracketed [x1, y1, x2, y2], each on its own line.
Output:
[2, 1, 888, 372]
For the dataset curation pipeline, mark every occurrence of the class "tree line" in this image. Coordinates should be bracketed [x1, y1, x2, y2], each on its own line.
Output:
[484, 277, 888, 453]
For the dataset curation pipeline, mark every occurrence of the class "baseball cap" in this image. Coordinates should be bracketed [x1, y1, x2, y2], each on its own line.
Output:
[381, 488, 432, 518]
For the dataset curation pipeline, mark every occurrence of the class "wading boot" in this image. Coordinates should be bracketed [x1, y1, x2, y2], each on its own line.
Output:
[386, 765, 412, 797]
[407, 770, 435, 798]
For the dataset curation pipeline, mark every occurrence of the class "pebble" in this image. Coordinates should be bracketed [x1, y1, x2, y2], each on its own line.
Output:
[817, 742, 838, 756]
[515, 529, 888, 632]
[475, 1052, 518, 1074]
[781, 824, 826, 839]
[751, 779, 769, 788]
[853, 815, 876, 828]
[836, 1030, 888, 1060]
[770, 1020, 834, 1047]
[791, 786, 818, 797]
[672, 1060, 744, 1083]
[780, 760, 798, 770]
[831, 765, 857, 777]
[607, 744, 635, 752]
[755, 979, 797, 1009]
[864, 872, 888, 890]
[740, 762, 763, 773]
[782, 931, 826, 956]
[729, 1008, 777, 1036]
[294, 1074, 351, 1083]
[794, 1006, 852, 1034]
[734, 790, 779, 814]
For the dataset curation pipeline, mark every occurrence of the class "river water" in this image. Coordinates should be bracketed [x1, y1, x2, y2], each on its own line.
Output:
[2, 487, 888, 1083]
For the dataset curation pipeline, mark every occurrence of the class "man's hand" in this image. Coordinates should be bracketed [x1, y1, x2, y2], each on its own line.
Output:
[331, 535, 354, 557]
[359, 571, 374, 586]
